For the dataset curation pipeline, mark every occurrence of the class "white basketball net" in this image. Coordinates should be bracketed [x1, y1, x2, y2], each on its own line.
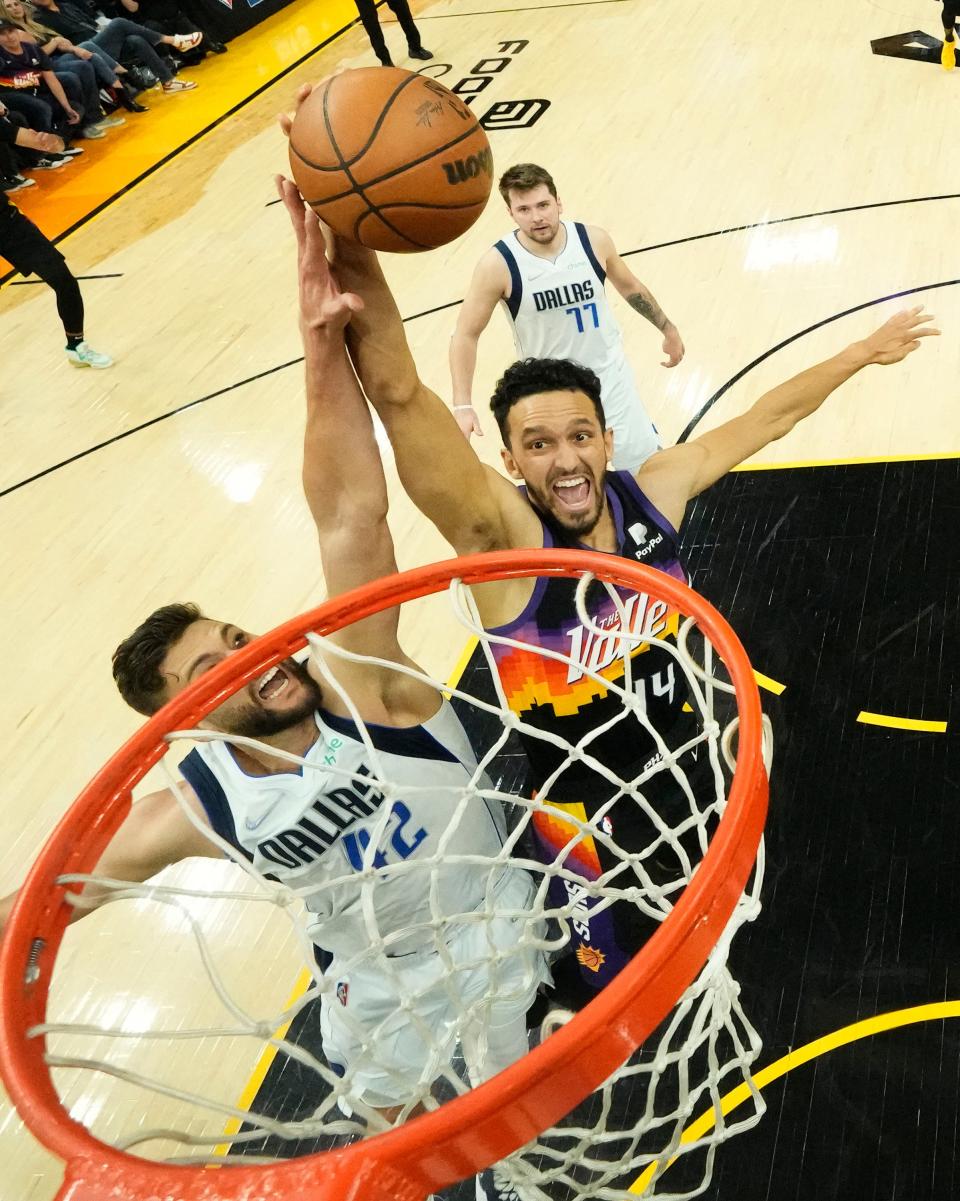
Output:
[34, 571, 771, 1201]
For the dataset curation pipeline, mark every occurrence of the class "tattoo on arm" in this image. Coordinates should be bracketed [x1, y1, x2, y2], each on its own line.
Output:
[627, 289, 670, 331]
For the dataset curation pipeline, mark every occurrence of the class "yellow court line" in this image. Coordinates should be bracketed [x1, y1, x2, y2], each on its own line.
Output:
[753, 670, 785, 696]
[734, 450, 960, 471]
[857, 710, 948, 733]
[213, 967, 314, 1158]
[1, 0, 360, 275]
[631, 1000, 960, 1194]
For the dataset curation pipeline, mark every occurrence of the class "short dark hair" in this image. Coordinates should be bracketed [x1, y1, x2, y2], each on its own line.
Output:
[0, 19, 21, 30]
[498, 163, 557, 204]
[489, 358, 605, 446]
[112, 603, 203, 715]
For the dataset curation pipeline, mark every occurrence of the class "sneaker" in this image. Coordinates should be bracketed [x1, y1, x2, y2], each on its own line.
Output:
[475, 1168, 548, 1201]
[66, 341, 113, 369]
[81, 124, 107, 138]
[408, 46, 433, 60]
[96, 114, 125, 128]
[171, 31, 203, 51]
[59, 146, 85, 158]
[943, 39, 956, 70]
[161, 78, 197, 93]
[2, 174, 35, 192]
[33, 155, 70, 170]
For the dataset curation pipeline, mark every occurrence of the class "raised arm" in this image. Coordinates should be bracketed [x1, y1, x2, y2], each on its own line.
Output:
[637, 307, 940, 530]
[335, 234, 541, 556]
[590, 226, 685, 368]
[278, 176, 413, 669]
[0, 784, 219, 941]
[449, 249, 510, 439]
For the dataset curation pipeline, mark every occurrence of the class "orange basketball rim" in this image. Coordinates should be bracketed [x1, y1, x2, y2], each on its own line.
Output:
[0, 549, 769, 1201]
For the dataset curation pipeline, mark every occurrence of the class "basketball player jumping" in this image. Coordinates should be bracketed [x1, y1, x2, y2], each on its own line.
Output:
[297, 154, 937, 1007]
[0, 181, 545, 1183]
[450, 163, 684, 470]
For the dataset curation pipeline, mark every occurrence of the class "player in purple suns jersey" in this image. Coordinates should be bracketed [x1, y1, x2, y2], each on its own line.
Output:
[281, 77, 940, 1009]
[449, 162, 685, 471]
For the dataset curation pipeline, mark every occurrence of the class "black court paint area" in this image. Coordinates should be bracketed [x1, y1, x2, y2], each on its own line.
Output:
[230, 458, 960, 1201]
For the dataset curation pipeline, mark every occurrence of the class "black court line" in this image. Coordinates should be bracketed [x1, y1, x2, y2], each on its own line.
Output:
[0, 299, 463, 499]
[10, 273, 123, 286]
[8, 193, 960, 497]
[0, 15, 366, 288]
[621, 192, 960, 259]
[677, 277, 960, 444]
[0, 357, 302, 501]
[408, 0, 633, 16]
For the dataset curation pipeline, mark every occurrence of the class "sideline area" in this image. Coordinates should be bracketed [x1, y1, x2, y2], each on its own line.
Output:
[0, 0, 358, 276]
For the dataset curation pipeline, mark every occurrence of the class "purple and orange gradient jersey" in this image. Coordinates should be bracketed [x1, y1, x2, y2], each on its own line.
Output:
[487, 471, 688, 798]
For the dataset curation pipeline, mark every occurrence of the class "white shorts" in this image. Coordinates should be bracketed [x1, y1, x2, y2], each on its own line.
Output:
[598, 357, 660, 471]
[319, 868, 549, 1108]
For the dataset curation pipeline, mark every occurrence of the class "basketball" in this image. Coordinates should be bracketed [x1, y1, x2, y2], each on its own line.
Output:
[288, 68, 493, 253]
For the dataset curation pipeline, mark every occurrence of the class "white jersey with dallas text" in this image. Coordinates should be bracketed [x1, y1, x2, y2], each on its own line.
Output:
[179, 701, 509, 958]
[494, 219, 659, 468]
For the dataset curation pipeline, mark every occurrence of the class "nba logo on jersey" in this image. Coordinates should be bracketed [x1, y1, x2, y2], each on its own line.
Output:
[336, 981, 349, 1007]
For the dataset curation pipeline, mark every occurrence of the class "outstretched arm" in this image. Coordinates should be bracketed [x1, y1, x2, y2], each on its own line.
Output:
[277, 176, 414, 669]
[449, 250, 510, 439]
[591, 226, 685, 368]
[637, 307, 940, 529]
[0, 785, 219, 941]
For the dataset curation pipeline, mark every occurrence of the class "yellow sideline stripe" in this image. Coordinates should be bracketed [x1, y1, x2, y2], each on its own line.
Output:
[1, 0, 360, 273]
[857, 710, 948, 733]
[753, 670, 785, 696]
[213, 968, 314, 1157]
[630, 1000, 960, 1195]
[734, 450, 960, 471]
[215, 633, 482, 1155]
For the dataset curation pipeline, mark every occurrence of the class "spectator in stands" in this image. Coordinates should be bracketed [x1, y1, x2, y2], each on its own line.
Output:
[1, 0, 147, 111]
[111, 0, 226, 56]
[0, 19, 123, 136]
[0, 20, 91, 138]
[0, 120, 112, 366]
[0, 94, 74, 174]
[30, 0, 201, 93]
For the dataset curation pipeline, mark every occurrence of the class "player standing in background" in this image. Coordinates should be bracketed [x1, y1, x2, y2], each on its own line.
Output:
[449, 163, 685, 470]
[352, 0, 432, 67]
[0, 118, 112, 366]
[940, 1, 959, 69]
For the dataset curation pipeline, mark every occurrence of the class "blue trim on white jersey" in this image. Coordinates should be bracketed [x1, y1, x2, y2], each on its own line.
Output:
[179, 748, 253, 863]
[318, 708, 459, 764]
[494, 238, 523, 319]
[574, 222, 606, 285]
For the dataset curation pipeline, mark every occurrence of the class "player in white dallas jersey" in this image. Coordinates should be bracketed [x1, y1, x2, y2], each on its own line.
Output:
[450, 162, 685, 470]
[0, 179, 546, 1134]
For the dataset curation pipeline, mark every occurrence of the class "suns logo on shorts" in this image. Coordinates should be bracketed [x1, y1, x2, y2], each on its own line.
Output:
[576, 944, 606, 973]
[336, 981, 349, 1007]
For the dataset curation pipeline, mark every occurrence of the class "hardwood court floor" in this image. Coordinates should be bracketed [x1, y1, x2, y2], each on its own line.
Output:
[2, 0, 959, 1198]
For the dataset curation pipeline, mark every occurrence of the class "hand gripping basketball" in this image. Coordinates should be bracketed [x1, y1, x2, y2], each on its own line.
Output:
[275, 175, 364, 333]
